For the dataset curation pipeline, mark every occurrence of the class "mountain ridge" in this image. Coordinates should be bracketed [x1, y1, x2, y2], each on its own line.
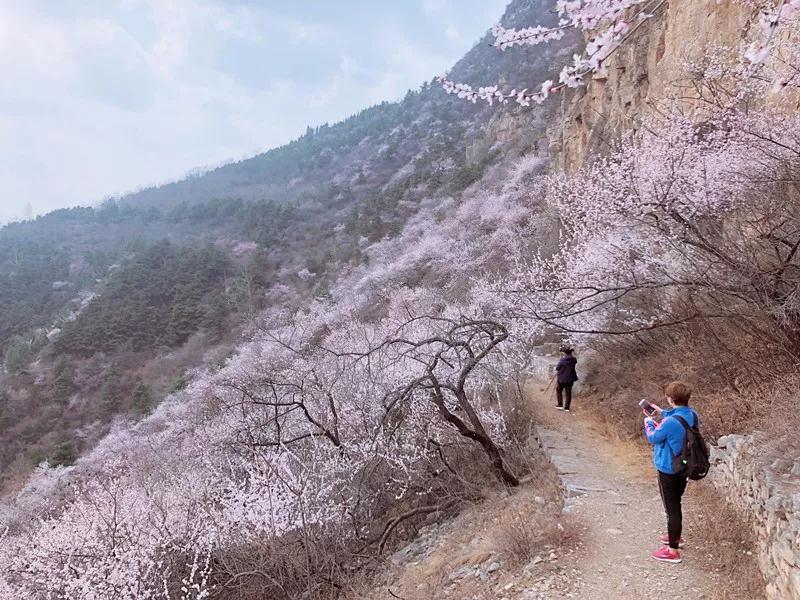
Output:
[0, 0, 574, 485]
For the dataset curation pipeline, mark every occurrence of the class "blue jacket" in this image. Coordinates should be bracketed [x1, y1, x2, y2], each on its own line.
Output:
[555, 355, 578, 384]
[644, 406, 700, 474]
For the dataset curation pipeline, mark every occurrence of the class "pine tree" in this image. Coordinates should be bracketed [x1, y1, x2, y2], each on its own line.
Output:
[50, 359, 76, 405]
[164, 291, 202, 346]
[130, 379, 153, 416]
[98, 365, 126, 418]
[48, 439, 78, 467]
[201, 292, 229, 339]
[168, 373, 187, 393]
[3, 335, 35, 374]
[0, 388, 11, 429]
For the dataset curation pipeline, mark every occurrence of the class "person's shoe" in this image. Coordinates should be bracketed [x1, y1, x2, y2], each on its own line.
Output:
[650, 546, 681, 563]
[556, 406, 565, 410]
[660, 534, 685, 548]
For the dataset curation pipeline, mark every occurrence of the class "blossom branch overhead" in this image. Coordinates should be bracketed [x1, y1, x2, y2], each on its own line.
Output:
[439, 0, 799, 107]
[743, 0, 800, 64]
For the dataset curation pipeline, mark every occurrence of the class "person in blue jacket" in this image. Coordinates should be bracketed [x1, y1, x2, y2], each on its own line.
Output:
[554, 344, 578, 411]
[644, 381, 700, 564]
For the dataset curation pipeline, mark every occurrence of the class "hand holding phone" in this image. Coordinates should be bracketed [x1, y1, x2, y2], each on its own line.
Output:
[638, 399, 657, 416]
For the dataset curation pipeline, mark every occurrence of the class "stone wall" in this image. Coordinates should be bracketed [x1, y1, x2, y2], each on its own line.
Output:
[528, 344, 560, 380]
[710, 434, 800, 600]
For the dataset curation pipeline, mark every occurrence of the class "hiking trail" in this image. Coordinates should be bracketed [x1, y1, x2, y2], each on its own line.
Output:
[360, 381, 762, 599]
[526, 380, 754, 599]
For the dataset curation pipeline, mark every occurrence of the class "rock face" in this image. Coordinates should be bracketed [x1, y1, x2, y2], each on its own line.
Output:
[548, 0, 757, 172]
[527, 345, 560, 380]
[711, 434, 800, 600]
[466, 110, 543, 164]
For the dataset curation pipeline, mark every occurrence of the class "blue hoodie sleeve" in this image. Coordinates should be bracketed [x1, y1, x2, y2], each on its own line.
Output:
[645, 419, 670, 444]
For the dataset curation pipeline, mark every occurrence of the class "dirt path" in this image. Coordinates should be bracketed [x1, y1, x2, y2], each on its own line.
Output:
[527, 381, 744, 599]
[357, 382, 763, 600]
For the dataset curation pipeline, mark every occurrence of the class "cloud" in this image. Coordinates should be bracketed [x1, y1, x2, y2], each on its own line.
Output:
[445, 24, 461, 42]
[0, 0, 509, 224]
[421, 0, 451, 16]
[306, 54, 359, 109]
[280, 17, 327, 43]
[364, 43, 449, 104]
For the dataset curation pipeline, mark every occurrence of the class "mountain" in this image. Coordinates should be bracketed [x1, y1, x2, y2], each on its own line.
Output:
[1, 0, 799, 598]
[0, 0, 575, 485]
[118, 0, 575, 211]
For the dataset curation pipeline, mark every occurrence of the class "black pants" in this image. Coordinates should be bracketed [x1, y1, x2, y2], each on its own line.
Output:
[556, 382, 573, 410]
[658, 471, 688, 549]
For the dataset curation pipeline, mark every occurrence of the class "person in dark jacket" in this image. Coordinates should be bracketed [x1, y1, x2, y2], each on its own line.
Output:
[555, 345, 578, 411]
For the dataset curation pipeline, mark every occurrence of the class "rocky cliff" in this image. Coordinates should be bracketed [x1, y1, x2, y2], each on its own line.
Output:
[540, 3, 800, 597]
[549, 0, 760, 172]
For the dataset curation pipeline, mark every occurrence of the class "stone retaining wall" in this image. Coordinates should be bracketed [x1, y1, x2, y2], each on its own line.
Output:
[710, 434, 800, 599]
[529, 354, 559, 381]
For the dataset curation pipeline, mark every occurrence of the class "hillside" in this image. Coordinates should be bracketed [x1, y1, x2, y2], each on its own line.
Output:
[0, 0, 576, 482]
[118, 0, 576, 211]
[2, 1, 800, 599]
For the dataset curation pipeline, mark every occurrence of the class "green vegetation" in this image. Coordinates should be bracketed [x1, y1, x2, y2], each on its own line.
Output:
[0, 205, 165, 356]
[3, 333, 45, 374]
[49, 358, 76, 405]
[130, 379, 153, 415]
[0, 239, 71, 350]
[449, 150, 502, 192]
[55, 241, 231, 356]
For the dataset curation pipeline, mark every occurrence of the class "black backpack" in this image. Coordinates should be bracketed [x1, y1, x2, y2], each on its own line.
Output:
[671, 414, 710, 480]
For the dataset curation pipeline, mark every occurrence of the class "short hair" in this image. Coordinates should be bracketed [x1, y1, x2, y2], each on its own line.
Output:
[665, 381, 691, 406]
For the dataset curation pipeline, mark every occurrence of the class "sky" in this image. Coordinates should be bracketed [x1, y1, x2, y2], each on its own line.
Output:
[0, 0, 509, 224]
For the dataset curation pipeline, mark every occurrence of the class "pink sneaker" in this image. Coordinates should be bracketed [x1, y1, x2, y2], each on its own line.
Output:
[651, 546, 681, 563]
[660, 534, 685, 548]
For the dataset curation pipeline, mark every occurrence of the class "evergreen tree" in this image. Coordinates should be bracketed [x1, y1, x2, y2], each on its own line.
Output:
[56, 242, 232, 355]
[164, 287, 203, 346]
[98, 365, 126, 418]
[0, 388, 10, 429]
[201, 292, 229, 339]
[3, 335, 36, 374]
[50, 358, 76, 405]
[168, 373, 187, 394]
[130, 379, 153, 416]
[48, 439, 78, 467]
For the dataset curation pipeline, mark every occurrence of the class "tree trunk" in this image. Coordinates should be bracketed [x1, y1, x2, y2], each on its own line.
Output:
[429, 389, 519, 486]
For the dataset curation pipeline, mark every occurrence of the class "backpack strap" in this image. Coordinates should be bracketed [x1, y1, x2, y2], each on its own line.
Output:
[690, 409, 700, 430]
[670, 415, 693, 471]
[674, 413, 699, 431]
[673, 415, 690, 430]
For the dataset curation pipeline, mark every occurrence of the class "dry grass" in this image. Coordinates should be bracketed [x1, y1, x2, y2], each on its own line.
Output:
[493, 496, 578, 568]
[580, 325, 800, 444]
[688, 484, 767, 600]
[574, 331, 774, 600]
[590, 416, 766, 599]
[344, 420, 578, 600]
[347, 483, 578, 600]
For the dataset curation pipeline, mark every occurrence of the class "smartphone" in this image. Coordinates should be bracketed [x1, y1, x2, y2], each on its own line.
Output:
[639, 399, 657, 416]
